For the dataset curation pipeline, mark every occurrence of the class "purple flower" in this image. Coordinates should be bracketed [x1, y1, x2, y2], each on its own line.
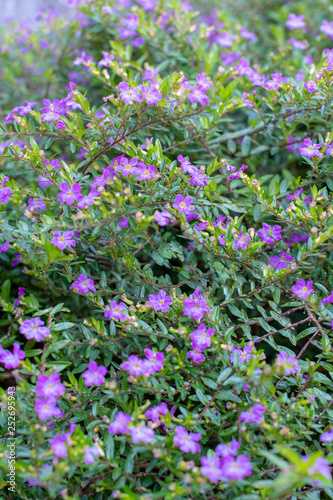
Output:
[239, 403, 266, 424]
[304, 79, 317, 93]
[221, 455, 252, 481]
[121, 13, 139, 30]
[115, 156, 138, 176]
[183, 289, 210, 321]
[149, 290, 173, 312]
[143, 68, 158, 81]
[58, 182, 82, 206]
[187, 347, 205, 363]
[70, 274, 96, 296]
[299, 138, 322, 158]
[242, 92, 254, 109]
[322, 291, 333, 307]
[286, 188, 303, 201]
[143, 348, 165, 375]
[289, 38, 307, 50]
[39, 98, 66, 122]
[292, 279, 315, 299]
[320, 20, 333, 39]
[77, 190, 99, 209]
[84, 444, 102, 464]
[325, 144, 333, 156]
[320, 429, 333, 443]
[140, 85, 163, 105]
[130, 425, 155, 444]
[234, 232, 252, 250]
[50, 423, 76, 459]
[82, 361, 107, 387]
[275, 351, 300, 375]
[19, 317, 50, 341]
[135, 162, 156, 181]
[0, 241, 9, 253]
[268, 251, 295, 271]
[51, 231, 76, 251]
[240, 27, 257, 41]
[36, 373, 66, 398]
[98, 51, 115, 67]
[104, 300, 127, 321]
[35, 397, 62, 420]
[121, 355, 145, 377]
[307, 457, 332, 481]
[108, 411, 131, 434]
[257, 223, 282, 245]
[119, 82, 143, 105]
[0, 177, 11, 204]
[200, 456, 222, 483]
[216, 440, 240, 458]
[145, 402, 168, 423]
[119, 218, 128, 229]
[265, 73, 283, 91]
[137, 0, 157, 11]
[27, 198, 46, 211]
[214, 32, 234, 48]
[5, 100, 38, 121]
[189, 324, 214, 349]
[172, 194, 195, 215]
[0, 343, 25, 369]
[173, 426, 201, 453]
[73, 51, 93, 67]
[230, 345, 254, 364]
[228, 164, 248, 180]
[154, 210, 172, 226]
[286, 14, 305, 30]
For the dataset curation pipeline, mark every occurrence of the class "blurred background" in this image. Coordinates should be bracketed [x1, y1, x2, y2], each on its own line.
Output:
[0, 0, 70, 23]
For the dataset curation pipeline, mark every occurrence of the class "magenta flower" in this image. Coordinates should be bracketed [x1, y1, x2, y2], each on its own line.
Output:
[137, 0, 157, 11]
[173, 426, 201, 453]
[187, 347, 205, 363]
[27, 198, 46, 211]
[320, 429, 333, 443]
[172, 194, 195, 215]
[36, 373, 66, 398]
[239, 403, 266, 424]
[292, 279, 315, 299]
[286, 188, 303, 201]
[234, 232, 252, 250]
[289, 38, 307, 50]
[70, 274, 96, 296]
[286, 14, 305, 30]
[221, 455, 252, 480]
[108, 411, 131, 434]
[82, 361, 107, 387]
[119, 82, 143, 105]
[200, 456, 222, 483]
[51, 231, 76, 251]
[322, 291, 333, 307]
[58, 182, 82, 206]
[84, 444, 102, 465]
[189, 324, 214, 349]
[149, 290, 173, 312]
[187, 85, 209, 106]
[216, 440, 240, 458]
[135, 162, 156, 180]
[229, 164, 248, 180]
[320, 20, 333, 39]
[35, 397, 62, 420]
[154, 210, 172, 226]
[104, 300, 127, 321]
[116, 156, 138, 176]
[265, 73, 283, 91]
[268, 251, 295, 271]
[275, 351, 300, 375]
[50, 423, 76, 459]
[304, 79, 317, 93]
[143, 348, 165, 375]
[0, 343, 25, 369]
[121, 355, 145, 377]
[183, 289, 210, 321]
[230, 345, 254, 364]
[140, 85, 162, 105]
[307, 457, 332, 481]
[130, 425, 155, 444]
[0, 177, 11, 204]
[19, 317, 50, 341]
[77, 190, 99, 209]
[299, 138, 322, 159]
[0, 241, 9, 253]
[119, 218, 128, 229]
[5, 100, 38, 121]
[145, 402, 168, 423]
[257, 223, 282, 244]
[242, 92, 254, 109]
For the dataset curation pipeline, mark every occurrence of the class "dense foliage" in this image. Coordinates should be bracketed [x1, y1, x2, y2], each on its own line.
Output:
[1, 0, 333, 498]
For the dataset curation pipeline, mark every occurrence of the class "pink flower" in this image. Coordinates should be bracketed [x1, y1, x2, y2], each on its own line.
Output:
[234, 232, 251, 250]
[0, 343, 25, 369]
[257, 223, 282, 244]
[104, 300, 127, 321]
[58, 182, 82, 206]
[304, 79, 317, 93]
[84, 444, 102, 464]
[35, 397, 62, 420]
[173, 194, 195, 215]
[215, 440, 240, 458]
[286, 14, 305, 30]
[149, 290, 173, 312]
[292, 279, 315, 299]
[183, 289, 210, 321]
[130, 425, 155, 444]
[121, 355, 145, 377]
[36, 373, 66, 398]
[143, 348, 165, 375]
[145, 402, 168, 423]
[187, 347, 205, 363]
[51, 231, 76, 251]
[140, 85, 163, 105]
[82, 361, 107, 387]
[70, 274, 96, 296]
[221, 455, 252, 480]
[265, 73, 283, 91]
[108, 411, 131, 434]
[239, 403, 266, 424]
[173, 426, 201, 453]
[154, 210, 172, 226]
[119, 82, 143, 105]
[134, 162, 156, 180]
[19, 317, 50, 341]
[200, 456, 223, 482]
[299, 138, 322, 159]
[189, 324, 214, 349]
[0, 241, 9, 253]
[275, 351, 300, 375]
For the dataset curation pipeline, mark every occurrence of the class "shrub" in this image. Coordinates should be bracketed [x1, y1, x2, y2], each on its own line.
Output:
[1, 0, 333, 498]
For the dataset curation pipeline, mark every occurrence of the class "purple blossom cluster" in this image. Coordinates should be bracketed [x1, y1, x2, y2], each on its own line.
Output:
[201, 440, 252, 482]
[187, 323, 214, 363]
[121, 348, 165, 377]
[35, 373, 65, 420]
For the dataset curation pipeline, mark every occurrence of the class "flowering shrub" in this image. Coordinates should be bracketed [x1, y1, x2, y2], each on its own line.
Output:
[1, 0, 333, 498]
